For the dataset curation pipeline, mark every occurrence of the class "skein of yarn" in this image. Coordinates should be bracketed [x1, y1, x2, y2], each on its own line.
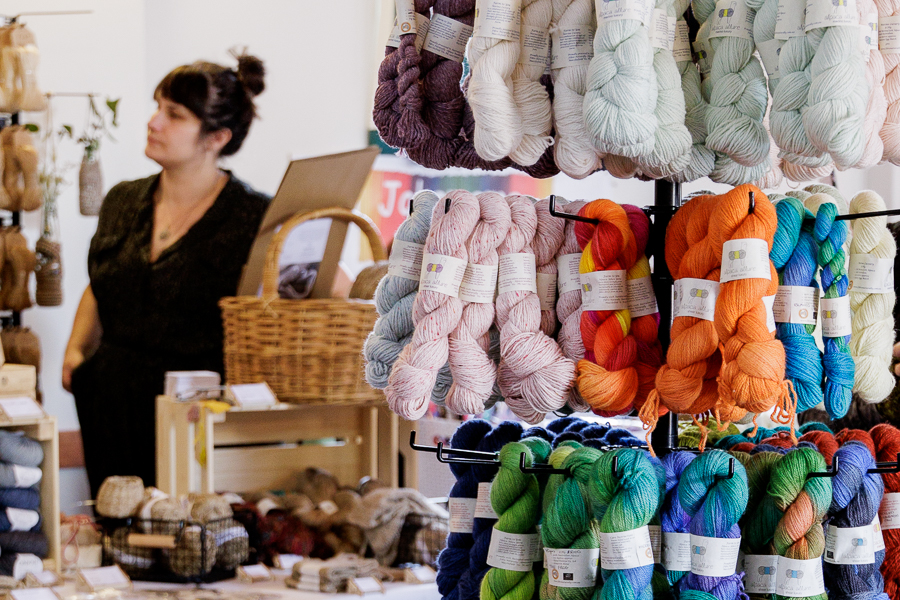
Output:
[0, 431, 42, 468]
[855, 0, 887, 169]
[660, 451, 696, 587]
[740, 451, 783, 600]
[871, 424, 900, 596]
[799, 429, 840, 464]
[534, 197, 567, 337]
[878, 0, 900, 164]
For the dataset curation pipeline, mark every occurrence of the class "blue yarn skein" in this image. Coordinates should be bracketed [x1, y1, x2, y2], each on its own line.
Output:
[0, 431, 42, 468]
[661, 451, 697, 587]
[0, 488, 39, 511]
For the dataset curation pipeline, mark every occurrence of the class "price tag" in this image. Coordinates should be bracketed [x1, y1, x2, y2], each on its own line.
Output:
[229, 383, 277, 408]
[459, 263, 499, 304]
[708, 0, 754, 40]
[348, 576, 385, 595]
[0, 397, 44, 420]
[881, 15, 900, 53]
[662, 532, 692, 571]
[673, 21, 692, 61]
[475, 482, 499, 519]
[628, 276, 658, 318]
[848, 254, 894, 294]
[804, 0, 858, 31]
[487, 529, 542, 571]
[520, 25, 551, 66]
[449, 497, 477, 533]
[474, 0, 523, 41]
[423, 14, 473, 63]
[757, 39, 784, 78]
[648, 525, 662, 564]
[498, 253, 538, 295]
[775, 0, 806, 38]
[77, 566, 132, 591]
[557, 254, 583, 295]
[880, 493, 900, 530]
[595, 0, 654, 26]
[551, 25, 596, 68]
[673, 278, 719, 321]
[873, 515, 886, 552]
[237, 564, 274, 583]
[763, 294, 776, 333]
[773, 286, 819, 325]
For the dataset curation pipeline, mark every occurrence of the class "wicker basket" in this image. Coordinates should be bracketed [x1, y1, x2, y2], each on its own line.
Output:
[220, 208, 387, 405]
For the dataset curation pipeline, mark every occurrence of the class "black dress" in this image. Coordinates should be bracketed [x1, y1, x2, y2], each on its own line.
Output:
[71, 172, 269, 496]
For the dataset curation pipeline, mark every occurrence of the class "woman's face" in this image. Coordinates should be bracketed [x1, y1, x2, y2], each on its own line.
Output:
[145, 95, 207, 168]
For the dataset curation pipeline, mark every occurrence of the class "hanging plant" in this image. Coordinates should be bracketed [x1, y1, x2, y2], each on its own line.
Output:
[76, 97, 119, 216]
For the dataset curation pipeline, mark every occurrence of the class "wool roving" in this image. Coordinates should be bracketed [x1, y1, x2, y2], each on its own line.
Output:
[535, 198, 567, 337]
[870, 424, 900, 597]
[0, 431, 42, 468]
[387, 191, 480, 420]
[848, 191, 898, 404]
[676, 449, 749, 600]
[446, 192, 511, 416]
[661, 451, 696, 587]
[574, 200, 640, 417]
[481, 436, 553, 600]
[855, 0, 887, 170]
[496, 195, 574, 423]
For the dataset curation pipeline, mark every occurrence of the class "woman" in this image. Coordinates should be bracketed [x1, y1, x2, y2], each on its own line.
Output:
[63, 53, 270, 496]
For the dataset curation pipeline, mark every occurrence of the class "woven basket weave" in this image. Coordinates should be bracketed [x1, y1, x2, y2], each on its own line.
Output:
[220, 208, 387, 406]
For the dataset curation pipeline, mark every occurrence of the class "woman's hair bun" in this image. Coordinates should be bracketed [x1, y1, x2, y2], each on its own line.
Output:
[233, 51, 265, 97]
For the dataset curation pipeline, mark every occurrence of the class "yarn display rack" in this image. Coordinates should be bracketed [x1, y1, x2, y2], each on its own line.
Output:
[0, 110, 25, 330]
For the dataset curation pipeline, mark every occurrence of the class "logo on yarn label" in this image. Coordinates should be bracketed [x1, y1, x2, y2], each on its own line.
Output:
[879, 492, 900, 529]
[880, 15, 900, 53]
[599, 526, 655, 570]
[550, 25, 596, 68]
[387, 14, 432, 50]
[423, 14, 474, 63]
[820, 295, 851, 337]
[708, 0, 754, 40]
[420, 252, 468, 298]
[848, 254, 894, 294]
[498, 253, 538, 295]
[487, 529, 542, 572]
[595, 0, 653, 27]
[537, 273, 558, 311]
[11, 555, 42, 582]
[580, 270, 627, 311]
[673, 21, 692, 61]
[396, 0, 418, 34]
[557, 254, 583, 295]
[475, 482, 499, 519]
[693, 38, 714, 75]
[474, 0, 523, 41]
[459, 263, 500, 304]
[757, 38, 784, 78]
[648, 525, 662, 564]
[520, 25, 552, 66]
[825, 524, 875, 565]
[775, 556, 825, 596]
[763, 295, 776, 332]
[720, 238, 771, 283]
[673, 278, 719, 321]
[545, 548, 601, 587]
[861, 14, 878, 58]
[662, 532, 692, 571]
[649, 10, 676, 50]
[628, 275, 658, 318]
[6, 507, 38, 532]
[448, 498, 477, 533]
[873, 515, 886, 552]
[387, 239, 425, 282]
[11, 465, 41, 488]
[773, 285, 819, 325]
[804, 0, 858, 32]
[775, 0, 806, 39]
[688, 534, 741, 577]
[743, 555, 779, 594]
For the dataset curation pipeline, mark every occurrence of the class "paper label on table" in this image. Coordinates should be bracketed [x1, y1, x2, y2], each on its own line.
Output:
[880, 15, 900, 52]
[420, 253, 467, 297]
[709, 0, 754, 40]
[757, 38, 784, 78]
[721, 239, 771, 282]
[11, 589, 58, 600]
[487, 529, 542, 571]
[820, 295, 851, 337]
[581, 270, 627, 311]
[7, 508, 38, 532]
[674, 21, 692, 60]
[449, 497, 477, 533]
[880, 493, 900, 529]
[406, 565, 437, 583]
[662, 532, 692, 571]
[386, 14, 431, 50]
[873, 515, 886, 552]
[861, 14, 879, 57]
[775, 556, 825, 596]
[825, 524, 875, 565]
[475, 482, 499, 519]
[0, 397, 43, 420]
[229, 383, 277, 408]
[743, 554, 779, 593]
[459, 263, 499, 303]
[551, 25, 596, 67]
[689, 534, 741, 577]
[649, 10, 675, 49]
[775, 0, 806, 38]
[520, 25, 551, 66]
[274, 554, 304, 571]
[648, 525, 662, 564]
[774, 286, 819, 325]
[498, 253, 538, 295]
[78, 566, 131, 590]
[600, 526, 655, 570]
[673, 278, 719, 321]
[557, 254, 583, 295]
[387, 239, 425, 282]
[849, 254, 894, 294]
[33, 570, 59, 585]
[239, 564, 273, 581]
[596, 0, 653, 27]
[628, 276, 658, 318]
[10, 555, 41, 582]
[805, 0, 857, 31]
[545, 548, 600, 588]
[537, 273, 558, 310]
[474, 0, 522, 41]
[351, 577, 384, 594]
[423, 14, 473, 62]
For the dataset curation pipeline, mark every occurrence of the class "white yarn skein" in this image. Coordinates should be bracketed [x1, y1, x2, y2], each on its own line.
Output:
[746, 0, 784, 188]
[849, 190, 897, 404]
[551, 0, 604, 178]
[511, 0, 555, 166]
[877, 0, 900, 163]
[854, 0, 887, 169]
[604, 154, 642, 178]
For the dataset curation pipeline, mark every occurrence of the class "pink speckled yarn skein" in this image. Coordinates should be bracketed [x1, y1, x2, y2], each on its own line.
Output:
[535, 197, 567, 336]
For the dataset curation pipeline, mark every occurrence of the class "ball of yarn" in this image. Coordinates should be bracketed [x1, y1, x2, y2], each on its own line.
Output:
[871, 423, 900, 596]
[142, 496, 188, 523]
[167, 524, 217, 577]
[0, 531, 48, 557]
[0, 488, 39, 511]
[0, 431, 42, 468]
[0, 464, 40, 489]
[96, 476, 144, 518]
[189, 494, 233, 523]
[535, 197, 567, 337]
[661, 451, 696, 587]
[213, 520, 250, 569]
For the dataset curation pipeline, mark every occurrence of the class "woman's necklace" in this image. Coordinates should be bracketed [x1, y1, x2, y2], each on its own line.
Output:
[155, 174, 225, 243]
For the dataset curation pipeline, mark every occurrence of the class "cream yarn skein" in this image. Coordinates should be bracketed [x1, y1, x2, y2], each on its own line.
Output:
[511, 0, 555, 166]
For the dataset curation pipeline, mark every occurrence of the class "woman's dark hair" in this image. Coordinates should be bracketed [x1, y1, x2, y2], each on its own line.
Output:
[154, 51, 265, 156]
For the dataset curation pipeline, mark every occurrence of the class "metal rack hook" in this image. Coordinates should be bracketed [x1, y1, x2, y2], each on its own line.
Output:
[749, 191, 755, 215]
[445, 197, 451, 214]
[611, 455, 620, 479]
[868, 452, 900, 474]
[436, 442, 499, 465]
[409, 431, 499, 459]
[835, 208, 900, 221]
[518, 452, 570, 475]
[409, 199, 414, 216]
[807, 456, 840, 479]
[549, 195, 600, 225]
[715, 457, 736, 482]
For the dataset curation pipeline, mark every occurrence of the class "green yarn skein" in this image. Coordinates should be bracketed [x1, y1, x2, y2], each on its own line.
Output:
[741, 452, 784, 600]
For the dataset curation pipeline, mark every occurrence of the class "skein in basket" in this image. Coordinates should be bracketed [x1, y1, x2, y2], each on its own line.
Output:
[220, 208, 388, 405]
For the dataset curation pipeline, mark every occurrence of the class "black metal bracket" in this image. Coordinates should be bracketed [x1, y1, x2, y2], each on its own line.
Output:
[869, 452, 900, 474]
[436, 442, 498, 465]
[409, 431, 497, 460]
[548, 195, 599, 225]
[749, 191, 755, 215]
[835, 208, 900, 221]
[518, 452, 569, 475]
[808, 456, 840, 479]
[716, 457, 736, 482]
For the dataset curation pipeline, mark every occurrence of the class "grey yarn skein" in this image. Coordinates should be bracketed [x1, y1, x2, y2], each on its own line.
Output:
[0, 465, 40, 489]
[364, 191, 451, 406]
[0, 431, 42, 468]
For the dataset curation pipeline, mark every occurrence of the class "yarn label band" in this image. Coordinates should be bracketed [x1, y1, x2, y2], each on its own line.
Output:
[757, 39, 784, 78]
[673, 278, 719, 321]
[773, 286, 819, 325]
[395, 0, 418, 34]
[861, 14, 878, 57]
[595, 0, 653, 27]
[804, 0, 858, 32]
[387, 14, 432, 50]
[544, 548, 600, 587]
[879, 493, 900, 529]
[498, 253, 538, 295]
[873, 515, 885, 552]
[673, 21, 692, 61]
[475, 482, 499, 519]
[486, 530, 542, 572]
[648, 525, 662, 563]
[557, 254, 583, 295]
[474, 0, 523, 41]
[649, 10, 676, 50]
[775, 556, 826, 596]
[537, 273, 557, 311]
[662, 532, 692, 571]
[825, 524, 875, 565]
[599, 526, 655, 570]
[448, 498, 477, 533]
[848, 254, 894, 294]
[708, 0, 754, 40]
[459, 263, 499, 303]
[423, 14, 474, 63]
[580, 270, 627, 311]
[775, 0, 805, 38]
[628, 276, 658, 318]
[820, 295, 851, 337]
[387, 240, 425, 282]
[693, 38, 714, 74]
[420, 253, 467, 298]
[550, 25, 596, 68]
[720, 238, 771, 283]
[763, 295, 776, 332]
[688, 534, 741, 577]
[880, 15, 900, 53]
[743, 554, 778, 594]
[11, 465, 40, 488]
[6, 507, 38, 532]
[520, 25, 552, 67]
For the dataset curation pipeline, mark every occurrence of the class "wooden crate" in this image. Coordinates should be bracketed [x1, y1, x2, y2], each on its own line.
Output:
[156, 396, 399, 495]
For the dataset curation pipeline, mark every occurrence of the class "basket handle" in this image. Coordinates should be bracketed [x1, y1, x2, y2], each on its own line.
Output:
[262, 207, 387, 301]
